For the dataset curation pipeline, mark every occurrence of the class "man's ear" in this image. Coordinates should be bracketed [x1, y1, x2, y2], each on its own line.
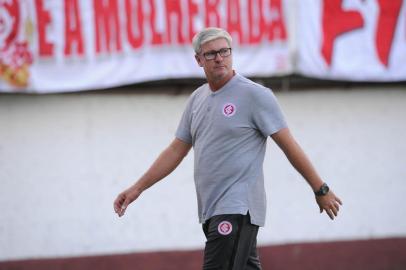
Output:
[195, 55, 203, 67]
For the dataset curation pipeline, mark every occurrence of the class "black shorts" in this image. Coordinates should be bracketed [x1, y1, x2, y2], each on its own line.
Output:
[202, 213, 262, 270]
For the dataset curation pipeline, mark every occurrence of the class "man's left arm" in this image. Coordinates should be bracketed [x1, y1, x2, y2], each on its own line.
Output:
[271, 127, 343, 220]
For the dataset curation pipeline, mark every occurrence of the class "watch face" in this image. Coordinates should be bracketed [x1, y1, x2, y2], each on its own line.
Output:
[321, 184, 329, 195]
[316, 183, 329, 196]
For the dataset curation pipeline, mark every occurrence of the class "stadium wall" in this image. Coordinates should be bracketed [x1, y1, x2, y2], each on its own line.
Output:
[0, 86, 405, 269]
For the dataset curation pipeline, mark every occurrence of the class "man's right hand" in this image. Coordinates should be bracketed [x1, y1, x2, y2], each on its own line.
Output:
[113, 187, 141, 217]
[113, 138, 191, 218]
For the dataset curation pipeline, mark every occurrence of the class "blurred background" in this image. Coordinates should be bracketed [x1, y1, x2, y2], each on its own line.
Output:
[1, 1, 405, 270]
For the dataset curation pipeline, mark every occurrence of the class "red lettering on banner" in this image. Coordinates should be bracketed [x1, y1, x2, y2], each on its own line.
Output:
[35, 0, 54, 56]
[188, 0, 199, 42]
[64, 0, 84, 56]
[321, 0, 364, 66]
[125, 0, 144, 49]
[205, 0, 221, 27]
[28, 0, 299, 58]
[248, 0, 265, 44]
[165, 0, 186, 44]
[375, 0, 402, 66]
[1, 0, 20, 50]
[227, 0, 243, 43]
[93, 0, 122, 53]
[148, 0, 164, 45]
[24, 0, 404, 74]
[266, 0, 287, 42]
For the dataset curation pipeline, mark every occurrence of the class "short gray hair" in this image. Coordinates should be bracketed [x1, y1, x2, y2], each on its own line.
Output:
[192, 27, 232, 54]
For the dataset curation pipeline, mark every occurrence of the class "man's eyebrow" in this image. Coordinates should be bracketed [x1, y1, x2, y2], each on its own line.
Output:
[204, 48, 227, 53]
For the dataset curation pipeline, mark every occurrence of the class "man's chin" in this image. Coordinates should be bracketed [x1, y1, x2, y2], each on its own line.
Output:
[205, 68, 233, 82]
[213, 69, 231, 78]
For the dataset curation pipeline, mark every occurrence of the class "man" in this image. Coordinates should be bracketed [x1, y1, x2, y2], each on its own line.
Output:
[114, 27, 342, 270]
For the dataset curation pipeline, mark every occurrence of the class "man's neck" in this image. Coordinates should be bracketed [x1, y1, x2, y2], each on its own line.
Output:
[208, 71, 235, 92]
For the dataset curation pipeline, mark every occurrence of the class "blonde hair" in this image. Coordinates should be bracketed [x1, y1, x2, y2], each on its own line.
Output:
[192, 27, 232, 54]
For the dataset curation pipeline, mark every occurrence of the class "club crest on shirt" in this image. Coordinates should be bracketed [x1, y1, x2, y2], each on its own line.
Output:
[218, 221, 233, 235]
[222, 103, 236, 117]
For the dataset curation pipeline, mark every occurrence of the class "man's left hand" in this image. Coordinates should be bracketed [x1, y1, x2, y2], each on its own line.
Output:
[316, 191, 343, 220]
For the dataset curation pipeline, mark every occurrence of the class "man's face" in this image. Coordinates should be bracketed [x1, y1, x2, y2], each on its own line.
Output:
[195, 38, 233, 82]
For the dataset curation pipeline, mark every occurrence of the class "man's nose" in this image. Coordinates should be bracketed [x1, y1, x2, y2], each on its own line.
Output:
[214, 52, 223, 61]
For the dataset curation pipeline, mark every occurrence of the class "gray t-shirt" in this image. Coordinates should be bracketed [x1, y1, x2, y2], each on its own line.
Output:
[175, 73, 287, 226]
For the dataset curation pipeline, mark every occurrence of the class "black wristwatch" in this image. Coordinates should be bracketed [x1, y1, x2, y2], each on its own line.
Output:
[315, 183, 329, 196]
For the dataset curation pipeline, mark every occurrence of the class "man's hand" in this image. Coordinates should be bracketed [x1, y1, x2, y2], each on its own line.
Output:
[113, 187, 142, 217]
[316, 190, 343, 220]
[113, 138, 192, 218]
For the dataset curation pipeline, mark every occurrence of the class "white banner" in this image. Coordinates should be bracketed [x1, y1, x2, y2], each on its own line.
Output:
[296, 0, 406, 81]
[0, 0, 291, 93]
[1, 0, 405, 93]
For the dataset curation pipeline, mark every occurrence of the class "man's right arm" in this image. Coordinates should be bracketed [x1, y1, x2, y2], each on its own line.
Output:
[113, 138, 192, 217]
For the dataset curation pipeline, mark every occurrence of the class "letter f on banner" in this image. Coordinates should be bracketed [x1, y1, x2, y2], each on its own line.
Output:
[321, 0, 364, 66]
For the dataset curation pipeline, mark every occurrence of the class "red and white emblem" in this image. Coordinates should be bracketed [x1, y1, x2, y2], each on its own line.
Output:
[218, 221, 233, 235]
[222, 103, 236, 117]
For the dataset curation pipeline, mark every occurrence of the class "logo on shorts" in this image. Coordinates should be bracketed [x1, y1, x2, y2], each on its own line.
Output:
[222, 103, 236, 117]
[218, 221, 233, 235]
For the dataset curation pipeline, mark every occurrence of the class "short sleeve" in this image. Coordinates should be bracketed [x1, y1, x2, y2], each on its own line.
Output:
[175, 95, 194, 144]
[251, 87, 287, 137]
